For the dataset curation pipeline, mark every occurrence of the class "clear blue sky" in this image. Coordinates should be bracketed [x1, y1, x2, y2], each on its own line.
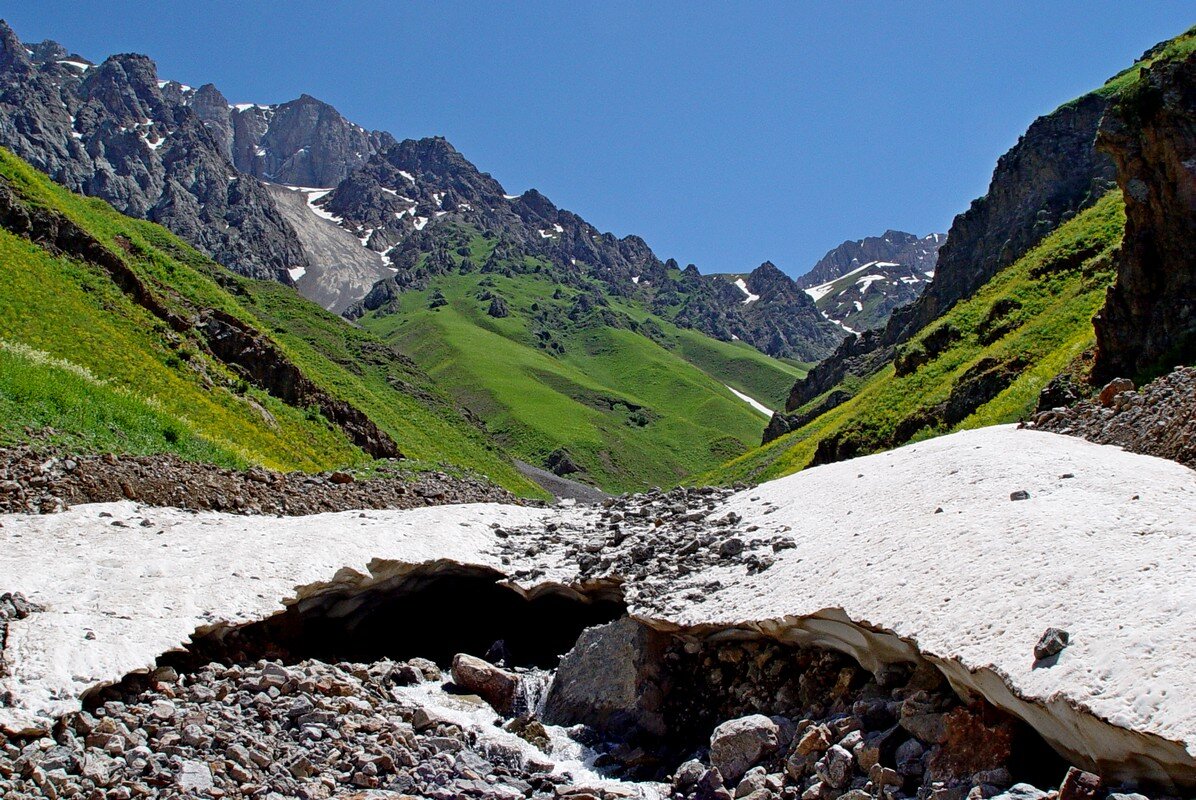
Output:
[3, 2, 1192, 276]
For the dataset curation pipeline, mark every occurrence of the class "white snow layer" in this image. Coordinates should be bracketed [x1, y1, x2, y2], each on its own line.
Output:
[287, 266, 307, 282]
[4, 427, 1196, 784]
[733, 277, 759, 304]
[804, 260, 882, 301]
[723, 385, 772, 416]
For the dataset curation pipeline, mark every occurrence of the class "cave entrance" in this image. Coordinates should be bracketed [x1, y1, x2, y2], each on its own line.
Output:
[171, 564, 627, 671]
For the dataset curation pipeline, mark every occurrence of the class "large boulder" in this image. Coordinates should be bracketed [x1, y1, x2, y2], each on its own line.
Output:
[708, 714, 780, 784]
[450, 653, 518, 715]
[541, 617, 668, 739]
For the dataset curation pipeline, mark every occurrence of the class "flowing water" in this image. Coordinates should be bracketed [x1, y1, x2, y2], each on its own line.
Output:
[391, 677, 666, 799]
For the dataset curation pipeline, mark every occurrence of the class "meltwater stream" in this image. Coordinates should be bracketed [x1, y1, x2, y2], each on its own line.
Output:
[392, 675, 667, 799]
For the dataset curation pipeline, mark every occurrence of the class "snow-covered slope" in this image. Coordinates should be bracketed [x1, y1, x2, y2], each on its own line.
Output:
[3, 427, 1196, 785]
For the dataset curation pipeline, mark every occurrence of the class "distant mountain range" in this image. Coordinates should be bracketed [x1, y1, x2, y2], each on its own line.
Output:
[0, 20, 853, 363]
[795, 231, 945, 334]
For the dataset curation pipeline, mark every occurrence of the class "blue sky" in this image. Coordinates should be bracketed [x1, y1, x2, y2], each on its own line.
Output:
[3, 2, 1192, 276]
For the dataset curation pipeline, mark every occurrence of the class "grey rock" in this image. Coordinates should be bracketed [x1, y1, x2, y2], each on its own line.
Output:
[709, 714, 781, 784]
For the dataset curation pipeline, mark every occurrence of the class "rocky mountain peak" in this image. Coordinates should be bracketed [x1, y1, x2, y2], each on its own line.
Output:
[79, 53, 169, 125]
[0, 20, 33, 76]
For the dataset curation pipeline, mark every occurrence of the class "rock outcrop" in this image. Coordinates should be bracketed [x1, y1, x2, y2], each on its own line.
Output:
[1093, 47, 1196, 381]
[0, 22, 308, 282]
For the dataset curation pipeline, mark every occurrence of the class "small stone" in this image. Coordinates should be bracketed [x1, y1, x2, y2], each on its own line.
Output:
[1009, 490, 1030, 501]
[1058, 767, 1102, 800]
[176, 760, 213, 792]
[1034, 627, 1070, 660]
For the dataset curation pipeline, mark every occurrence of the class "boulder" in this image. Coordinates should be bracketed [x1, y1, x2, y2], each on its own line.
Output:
[450, 653, 518, 715]
[541, 618, 668, 739]
[1098, 378, 1134, 407]
[709, 714, 780, 784]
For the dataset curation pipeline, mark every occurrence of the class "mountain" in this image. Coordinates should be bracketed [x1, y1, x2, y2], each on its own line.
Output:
[796, 230, 944, 290]
[0, 27, 308, 283]
[0, 20, 843, 361]
[702, 27, 1196, 483]
[0, 146, 542, 497]
[797, 230, 946, 333]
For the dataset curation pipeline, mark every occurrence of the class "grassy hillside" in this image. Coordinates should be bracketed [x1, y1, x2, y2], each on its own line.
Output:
[0, 149, 542, 496]
[357, 240, 806, 492]
[701, 192, 1125, 485]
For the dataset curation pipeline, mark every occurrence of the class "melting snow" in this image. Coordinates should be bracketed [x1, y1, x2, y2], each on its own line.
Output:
[287, 267, 307, 282]
[733, 278, 759, 304]
[56, 60, 91, 72]
[503, 194, 519, 200]
[724, 385, 772, 416]
[397, 170, 415, 184]
[631, 276, 640, 285]
[413, 216, 429, 231]
[855, 275, 888, 294]
[805, 260, 883, 301]
[821, 310, 859, 335]
[853, 301, 863, 312]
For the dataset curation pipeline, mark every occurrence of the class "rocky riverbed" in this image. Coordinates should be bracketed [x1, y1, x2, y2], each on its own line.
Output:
[4, 426, 1196, 798]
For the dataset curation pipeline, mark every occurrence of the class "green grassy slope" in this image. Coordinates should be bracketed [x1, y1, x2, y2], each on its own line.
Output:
[700, 192, 1125, 485]
[0, 149, 542, 496]
[358, 251, 806, 493]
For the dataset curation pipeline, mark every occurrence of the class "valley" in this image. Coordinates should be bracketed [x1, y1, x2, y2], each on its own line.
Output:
[1, 10, 1196, 800]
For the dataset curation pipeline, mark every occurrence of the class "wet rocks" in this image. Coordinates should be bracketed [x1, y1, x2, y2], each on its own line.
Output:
[0, 656, 643, 800]
[451, 653, 519, 715]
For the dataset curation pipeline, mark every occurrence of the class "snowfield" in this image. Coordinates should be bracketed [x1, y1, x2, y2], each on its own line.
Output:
[3, 426, 1196, 785]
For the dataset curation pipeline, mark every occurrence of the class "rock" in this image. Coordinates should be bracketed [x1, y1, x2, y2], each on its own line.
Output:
[709, 714, 780, 784]
[450, 653, 518, 715]
[1057, 767, 1102, 800]
[813, 744, 852, 788]
[329, 470, 355, 484]
[1097, 378, 1134, 407]
[895, 738, 925, 777]
[717, 537, 746, 557]
[1009, 490, 1030, 501]
[794, 723, 833, 756]
[542, 618, 668, 738]
[991, 783, 1049, 800]
[734, 766, 769, 798]
[176, 760, 213, 792]
[1093, 46, 1196, 381]
[487, 296, 510, 318]
[673, 759, 706, 790]
[1034, 628, 1070, 660]
[929, 704, 1016, 780]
